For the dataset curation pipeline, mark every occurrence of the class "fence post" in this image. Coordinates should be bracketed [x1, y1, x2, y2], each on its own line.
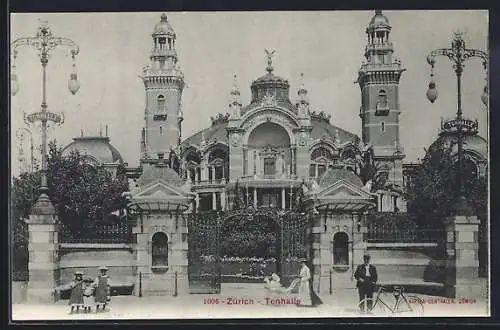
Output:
[139, 272, 142, 298]
[174, 271, 178, 297]
[329, 268, 332, 295]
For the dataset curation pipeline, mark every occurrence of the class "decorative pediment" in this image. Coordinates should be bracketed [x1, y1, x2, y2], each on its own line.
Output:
[315, 179, 373, 201]
[133, 180, 189, 200]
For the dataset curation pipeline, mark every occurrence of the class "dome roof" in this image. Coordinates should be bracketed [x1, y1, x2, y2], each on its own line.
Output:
[181, 120, 229, 148]
[317, 167, 364, 188]
[428, 133, 488, 161]
[153, 13, 175, 36]
[310, 116, 359, 143]
[180, 113, 359, 148]
[62, 136, 123, 164]
[252, 72, 290, 85]
[368, 10, 391, 30]
[136, 164, 184, 187]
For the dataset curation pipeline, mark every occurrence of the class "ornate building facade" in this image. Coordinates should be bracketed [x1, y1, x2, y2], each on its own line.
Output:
[128, 11, 407, 214]
[28, 11, 485, 301]
[121, 11, 410, 295]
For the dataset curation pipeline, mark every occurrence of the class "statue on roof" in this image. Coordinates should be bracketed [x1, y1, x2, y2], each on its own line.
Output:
[264, 49, 276, 73]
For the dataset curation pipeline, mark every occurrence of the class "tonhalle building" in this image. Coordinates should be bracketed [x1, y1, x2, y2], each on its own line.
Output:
[46, 11, 485, 299]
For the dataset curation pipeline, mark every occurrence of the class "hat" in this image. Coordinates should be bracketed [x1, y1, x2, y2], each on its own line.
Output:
[83, 276, 94, 283]
[98, 266, 108, 271]
[74, 271, 84, 276]
[298, 257, 308, 262]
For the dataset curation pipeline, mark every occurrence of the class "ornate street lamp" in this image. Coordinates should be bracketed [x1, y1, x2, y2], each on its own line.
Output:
[425, 31, 488, 215]
[16, 127, 34, 173]
[11, 20, 80, 214]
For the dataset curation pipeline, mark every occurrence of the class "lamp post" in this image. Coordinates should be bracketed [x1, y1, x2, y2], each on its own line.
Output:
[425, 32, 488, 215]
[16, 127, 34, 173]
[11, 20, 80, 215]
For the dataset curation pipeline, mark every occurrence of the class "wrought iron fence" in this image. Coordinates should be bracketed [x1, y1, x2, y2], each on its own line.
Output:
[12, 269, 29, 282]
[58, 222, 133, 244]
[365, 213, 446, 244]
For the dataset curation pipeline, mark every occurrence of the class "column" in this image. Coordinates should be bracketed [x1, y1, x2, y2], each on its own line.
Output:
[195, 194, 200, 212]
[133, 225, 150, 296]
[315, 164, 318, 178]
[221, 190, 226, 210]
[253, 188, 257, 207]
[281, 188, 286, 209]
[212, 192, 217, 210]
[203, 164, 209, 181]
[243, 147, 247, 176]
[291, 149, 295, 175]
[444, 215, 483, 299]
[26, 209, 59, 303]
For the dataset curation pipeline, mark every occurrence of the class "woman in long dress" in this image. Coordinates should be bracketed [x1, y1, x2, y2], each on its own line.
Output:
[297, 258, 323, 307]
[297, 259, 313, 306]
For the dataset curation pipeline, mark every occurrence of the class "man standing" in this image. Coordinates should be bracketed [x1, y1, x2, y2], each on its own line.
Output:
[354, 253, 378, 311]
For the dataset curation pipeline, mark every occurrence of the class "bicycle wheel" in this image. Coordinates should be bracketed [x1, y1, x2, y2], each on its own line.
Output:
[357, 298, 389, 317]
[400, 295, 424, 316]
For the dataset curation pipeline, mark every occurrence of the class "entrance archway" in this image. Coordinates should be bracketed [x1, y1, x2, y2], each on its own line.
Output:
[220, 211, 280, 284]
[187, 207, 310, 294]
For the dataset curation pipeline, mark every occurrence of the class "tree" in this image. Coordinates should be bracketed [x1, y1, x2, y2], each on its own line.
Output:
[11, 140, 129, 239]
[356, 146, 389, 192]
[406, 140, 487, 221]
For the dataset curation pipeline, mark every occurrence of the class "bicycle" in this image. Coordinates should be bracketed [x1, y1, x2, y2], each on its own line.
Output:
[357, 285, 424, 317]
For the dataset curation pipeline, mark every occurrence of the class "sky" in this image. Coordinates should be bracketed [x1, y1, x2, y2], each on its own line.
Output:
[10, 11, 489, 177]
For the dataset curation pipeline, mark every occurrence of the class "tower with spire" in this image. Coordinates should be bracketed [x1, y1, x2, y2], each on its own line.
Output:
[140, 13, 184, 164]
[357, 10, 406, 195]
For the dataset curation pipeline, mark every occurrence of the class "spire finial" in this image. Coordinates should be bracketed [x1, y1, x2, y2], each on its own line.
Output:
[264, 49, 276, 73]
[298, 72, 308, 97]
[161, 13, 168, 22]
[81, 129, 84, 137]
[105, 124, 108, 137]
[299, 73, 306, 90]
[375, 9, 383, 15]
[231, 74, 240, 96]
[99, 125, 103, 137]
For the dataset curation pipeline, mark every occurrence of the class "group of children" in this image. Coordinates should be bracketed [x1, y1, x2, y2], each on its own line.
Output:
[55, 266, 112, 314]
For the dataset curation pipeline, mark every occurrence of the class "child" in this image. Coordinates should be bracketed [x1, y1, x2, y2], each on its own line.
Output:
[55, 271, 84, 314]
[82, 277, 96, 313]
[94, 266, 112, 312]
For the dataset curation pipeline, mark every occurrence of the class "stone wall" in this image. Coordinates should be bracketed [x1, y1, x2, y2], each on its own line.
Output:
[58, 245, 135, 286]
[12, 281, 27, 304]
[365, 245, 445, 284]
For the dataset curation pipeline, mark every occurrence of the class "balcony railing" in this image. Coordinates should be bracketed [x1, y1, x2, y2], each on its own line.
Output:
[191, 178, 229, 187]
[59, 223, 133, 244]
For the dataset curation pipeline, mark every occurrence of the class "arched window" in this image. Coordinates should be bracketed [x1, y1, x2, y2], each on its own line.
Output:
[185, 151, 201, 182]
[209, 148, 228, 182]
[152, 232, 169, 273]
[378, 90, 388, 108]
[157, 95, 166, 114]
[333, 232, 349, 266]
[381, 122, 385, 133]
[310, 146, 335, 178]
[160, 126, 163, 136]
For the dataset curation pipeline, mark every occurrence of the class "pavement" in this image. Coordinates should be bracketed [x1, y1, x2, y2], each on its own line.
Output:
[12, 284, 489, 320]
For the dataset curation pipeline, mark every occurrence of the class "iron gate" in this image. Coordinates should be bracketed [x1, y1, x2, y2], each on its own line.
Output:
[187, 211, 222, 294]
[187, 207, 310, 293]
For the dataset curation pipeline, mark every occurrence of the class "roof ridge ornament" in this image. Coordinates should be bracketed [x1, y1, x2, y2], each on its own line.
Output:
[261, 92, 278, 108]
[264, 49, 276, 73]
